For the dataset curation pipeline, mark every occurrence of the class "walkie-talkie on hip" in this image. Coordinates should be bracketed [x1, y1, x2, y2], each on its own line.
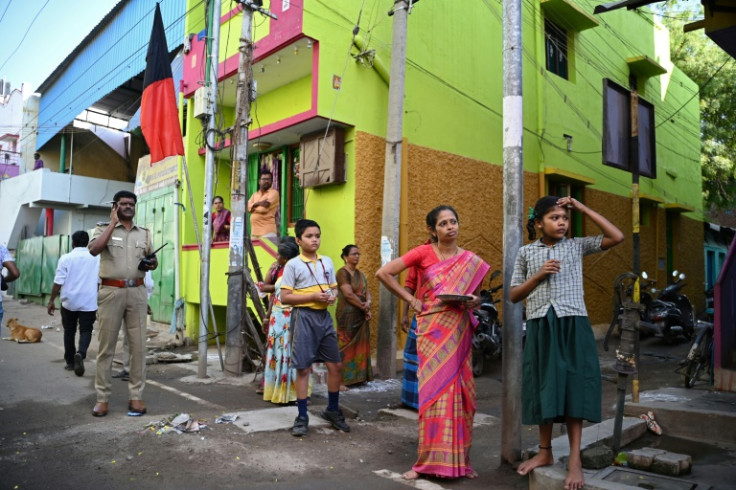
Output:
[138, 242, 168, 271]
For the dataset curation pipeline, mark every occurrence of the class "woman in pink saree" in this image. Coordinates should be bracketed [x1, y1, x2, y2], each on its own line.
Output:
[212, 196, 231, 243]
[377, 205, 490, 480]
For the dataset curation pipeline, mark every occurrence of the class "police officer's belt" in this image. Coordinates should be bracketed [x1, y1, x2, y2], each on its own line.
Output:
[101, 278, 144, 288]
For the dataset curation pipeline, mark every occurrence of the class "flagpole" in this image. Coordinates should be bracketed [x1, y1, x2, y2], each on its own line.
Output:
[198, 0, 222, 378]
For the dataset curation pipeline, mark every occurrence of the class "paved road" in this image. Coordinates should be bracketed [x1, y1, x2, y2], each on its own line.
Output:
[0, 294, 705, 489]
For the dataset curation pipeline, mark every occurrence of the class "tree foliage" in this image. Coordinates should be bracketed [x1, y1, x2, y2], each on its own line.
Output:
[657, 2, 736, 210]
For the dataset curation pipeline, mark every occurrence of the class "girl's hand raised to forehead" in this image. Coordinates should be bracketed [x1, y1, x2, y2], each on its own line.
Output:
[556, 196, 584, 211]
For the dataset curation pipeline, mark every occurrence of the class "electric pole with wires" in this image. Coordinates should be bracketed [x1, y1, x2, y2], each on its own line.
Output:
[376, 0, 412, 379]
[225, 0, 276, 376]
[198, 0, 222, 378]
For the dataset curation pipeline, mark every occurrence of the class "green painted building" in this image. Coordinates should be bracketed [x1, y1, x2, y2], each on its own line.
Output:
[176, 0, 704, 343]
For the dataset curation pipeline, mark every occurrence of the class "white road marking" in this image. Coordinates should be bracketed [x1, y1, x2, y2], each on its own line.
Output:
[41, 333, 224, 410]
[146, 379, 224, 409]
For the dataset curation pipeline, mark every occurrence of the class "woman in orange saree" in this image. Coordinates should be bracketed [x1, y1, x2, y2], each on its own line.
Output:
[377, 205, 490, 480]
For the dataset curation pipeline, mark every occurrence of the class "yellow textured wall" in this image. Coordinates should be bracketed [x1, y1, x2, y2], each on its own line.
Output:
[353, 131, 705, 345]
[354, 131, 385, 352]
[355, 131, 512, 349]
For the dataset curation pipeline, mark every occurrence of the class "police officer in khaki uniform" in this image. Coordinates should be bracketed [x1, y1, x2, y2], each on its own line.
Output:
[89, 190, 157, 417]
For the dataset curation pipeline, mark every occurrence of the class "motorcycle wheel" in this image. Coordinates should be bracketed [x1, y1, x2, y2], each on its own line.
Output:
[472, 348, 484, 377]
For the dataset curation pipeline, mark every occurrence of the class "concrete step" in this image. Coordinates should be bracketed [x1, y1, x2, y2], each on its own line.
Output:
[624, 387, 736, 445]
[526, 417, 647, 490]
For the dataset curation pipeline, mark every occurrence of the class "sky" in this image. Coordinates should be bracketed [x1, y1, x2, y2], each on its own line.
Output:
[0, 0, 120, 93]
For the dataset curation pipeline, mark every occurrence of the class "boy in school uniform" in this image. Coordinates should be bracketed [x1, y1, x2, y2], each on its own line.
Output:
[280, 219, 351, 437]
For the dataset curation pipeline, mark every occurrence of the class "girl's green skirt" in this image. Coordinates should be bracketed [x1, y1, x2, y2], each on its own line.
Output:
[522, 308, 601, 425]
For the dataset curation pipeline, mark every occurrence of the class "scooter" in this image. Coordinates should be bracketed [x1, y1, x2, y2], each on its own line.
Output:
[641, 270, 695, 343]
[471, 270, 502, 377]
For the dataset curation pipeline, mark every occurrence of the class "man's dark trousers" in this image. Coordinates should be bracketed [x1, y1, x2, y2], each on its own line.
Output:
[61, 307, 96, 365]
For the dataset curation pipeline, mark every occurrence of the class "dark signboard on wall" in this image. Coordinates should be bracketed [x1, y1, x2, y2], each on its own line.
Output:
[602, 78, 656, 178]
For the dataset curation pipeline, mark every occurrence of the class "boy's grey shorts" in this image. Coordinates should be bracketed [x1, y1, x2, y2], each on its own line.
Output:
[290, 307, 341, 370]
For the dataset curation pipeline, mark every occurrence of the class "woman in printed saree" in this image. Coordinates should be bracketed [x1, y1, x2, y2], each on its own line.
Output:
[336, 244, 373, 390]
[400, 266, 419, 409]
[211, 196, 231, 243]
[376, 205, 490, 480]
[262, 239, 311, 404]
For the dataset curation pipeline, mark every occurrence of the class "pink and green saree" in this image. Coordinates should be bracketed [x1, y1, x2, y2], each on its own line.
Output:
[412, 250, 490, 478]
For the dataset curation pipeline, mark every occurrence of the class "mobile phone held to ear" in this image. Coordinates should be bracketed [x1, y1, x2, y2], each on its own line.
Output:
[138, 243, 168, 271]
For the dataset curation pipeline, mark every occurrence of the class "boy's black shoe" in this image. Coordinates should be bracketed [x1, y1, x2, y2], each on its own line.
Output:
[292, 415, 309, 437]
[320, 409, 350, 432]
[73, 353, 85, 377]
[113, 369, 130, 381]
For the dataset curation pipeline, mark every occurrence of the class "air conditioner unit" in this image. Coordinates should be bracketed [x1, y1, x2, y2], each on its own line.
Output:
[299, 128, 346, 187]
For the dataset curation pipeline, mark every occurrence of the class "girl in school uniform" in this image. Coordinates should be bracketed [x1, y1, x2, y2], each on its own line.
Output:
[511, 196, 624, 490]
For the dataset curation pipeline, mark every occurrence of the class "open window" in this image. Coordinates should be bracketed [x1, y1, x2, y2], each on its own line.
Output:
[545, 19, 568, 80]
[249, 145, 305, 235]
[540, 0, 599, 82]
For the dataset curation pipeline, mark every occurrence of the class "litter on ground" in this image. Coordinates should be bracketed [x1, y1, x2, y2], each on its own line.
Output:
[143, 413, 208, 435]
[215, 414, 239, 424]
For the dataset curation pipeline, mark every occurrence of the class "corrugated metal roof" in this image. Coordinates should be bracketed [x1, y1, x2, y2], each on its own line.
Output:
[36, 0, 188, 149]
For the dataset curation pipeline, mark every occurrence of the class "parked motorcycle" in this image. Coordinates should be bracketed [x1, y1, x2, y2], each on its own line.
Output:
[642, 270, 696, 343]
[472, 270, 503, 377]
[604, 270, 695, 351]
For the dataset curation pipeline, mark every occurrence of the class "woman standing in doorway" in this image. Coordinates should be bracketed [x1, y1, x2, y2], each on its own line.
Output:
[211, 196, 231, 243]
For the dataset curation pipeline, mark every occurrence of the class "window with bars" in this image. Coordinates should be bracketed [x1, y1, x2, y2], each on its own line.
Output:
[545, 19, 568, 80]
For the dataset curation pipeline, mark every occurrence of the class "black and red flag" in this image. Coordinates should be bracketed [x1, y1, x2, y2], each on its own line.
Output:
[141, 3, 184, 164]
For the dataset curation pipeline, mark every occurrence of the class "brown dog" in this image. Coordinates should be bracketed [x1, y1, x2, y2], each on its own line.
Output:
[3, 318, 43, 343]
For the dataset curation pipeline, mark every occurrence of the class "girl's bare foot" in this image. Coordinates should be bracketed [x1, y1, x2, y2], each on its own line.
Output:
[402, 470, 420, 480]
[339, 384, 349, 392]
[564, 458, 584, 489]
[465, 469, 479, 479]
[517, 449, 554, 475]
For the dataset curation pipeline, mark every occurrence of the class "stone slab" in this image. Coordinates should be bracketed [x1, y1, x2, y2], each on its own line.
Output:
[651, 451, 692, 476]
[222, 406, 330, 434]
[626, 447, 666, 470]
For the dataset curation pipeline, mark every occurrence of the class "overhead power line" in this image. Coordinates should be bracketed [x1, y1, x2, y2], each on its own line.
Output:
[0, 0, 51, 74]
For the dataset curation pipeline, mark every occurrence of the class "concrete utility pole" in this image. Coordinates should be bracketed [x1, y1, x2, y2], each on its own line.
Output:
[198, 0, 222, 378]
[376, 0, 409, 379]
[225, 0, 277, 376]
[501, 0, 524, 465]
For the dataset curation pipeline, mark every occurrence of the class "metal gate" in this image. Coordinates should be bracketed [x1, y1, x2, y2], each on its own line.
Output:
[136, 187, 176, 324]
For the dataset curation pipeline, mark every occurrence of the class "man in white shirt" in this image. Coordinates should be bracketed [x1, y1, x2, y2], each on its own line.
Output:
[1, 243, 21, 327]
[47, 231, 100, 376]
